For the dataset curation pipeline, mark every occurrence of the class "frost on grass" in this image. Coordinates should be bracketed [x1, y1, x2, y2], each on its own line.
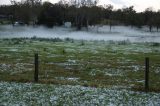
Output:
[0, 63, 33, 74]
[89, 68, 123, 77]
[0, 82, 160, 106]
[0, 64, 11, 72]
[55, 77, 80, 82]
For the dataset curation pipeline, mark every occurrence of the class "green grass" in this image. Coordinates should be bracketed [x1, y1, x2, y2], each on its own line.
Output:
[0, 38, 160, 91]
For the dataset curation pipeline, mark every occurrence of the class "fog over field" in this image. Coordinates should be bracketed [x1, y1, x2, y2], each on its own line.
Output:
[0, 25, 160, 42]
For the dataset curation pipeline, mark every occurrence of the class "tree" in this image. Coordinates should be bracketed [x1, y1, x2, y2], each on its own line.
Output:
[1, 0, 159, 30]
[134, 13, 145, 28]
[10, 0, 42, 25]
[105, 4, 113, 31]
[154, 11, 160, 32]
[144, 7, 154, 32]
[68, 0, 99, 30]
[38, 2, 66, 27]
[121, 6, 136, 26]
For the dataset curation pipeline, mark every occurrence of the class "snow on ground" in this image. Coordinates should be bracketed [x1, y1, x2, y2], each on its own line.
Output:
[0, 25, 160, 42]
[0, 82, 160, 106]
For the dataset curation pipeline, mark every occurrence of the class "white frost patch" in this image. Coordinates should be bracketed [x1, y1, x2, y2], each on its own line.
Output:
[0, 64, 11, 72]
[55, 77, 80, 82]
[47, 54, 63, 58]
[0, 82, 160, 106]
[120, 65, 142, 72]
[104, 68, 124, 76]
[136, 80, 145, 83]
[67, 59, 76, 64]
[51, 59, 83, 70]
[89, 68, 125, 76]
[0, 63, 33, 73]
[67, 77, 79, 81]
[9, 48, 18, 52]
[155, 67, 160, 74]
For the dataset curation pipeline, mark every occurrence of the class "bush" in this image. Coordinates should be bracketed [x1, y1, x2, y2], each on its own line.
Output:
[152, 43, 160, 47]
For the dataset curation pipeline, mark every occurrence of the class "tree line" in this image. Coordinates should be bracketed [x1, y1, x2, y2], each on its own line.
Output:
[0, 0, 160, 31]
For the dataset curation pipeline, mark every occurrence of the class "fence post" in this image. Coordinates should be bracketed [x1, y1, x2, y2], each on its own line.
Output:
[145, 57, 149, 92]
[34, 53, 39, 82]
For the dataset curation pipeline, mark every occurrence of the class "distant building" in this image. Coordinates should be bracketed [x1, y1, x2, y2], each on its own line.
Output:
[13, 21, 25, 26]
[64, 22, 71, 28]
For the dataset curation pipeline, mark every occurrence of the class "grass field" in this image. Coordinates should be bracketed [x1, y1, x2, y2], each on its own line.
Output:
[0, 38, 160, 91]
[0, 38, 160, 105]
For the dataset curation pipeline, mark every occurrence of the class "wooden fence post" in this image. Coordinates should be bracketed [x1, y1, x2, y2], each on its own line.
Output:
[145, 57, 149, 92]
[34, 53, 39, 82]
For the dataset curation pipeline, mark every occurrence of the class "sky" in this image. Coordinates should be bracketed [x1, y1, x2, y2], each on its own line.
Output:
[0, 0, 160, 12]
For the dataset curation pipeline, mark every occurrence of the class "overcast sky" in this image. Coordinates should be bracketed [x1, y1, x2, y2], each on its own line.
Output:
[0, 0, 160, 12]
